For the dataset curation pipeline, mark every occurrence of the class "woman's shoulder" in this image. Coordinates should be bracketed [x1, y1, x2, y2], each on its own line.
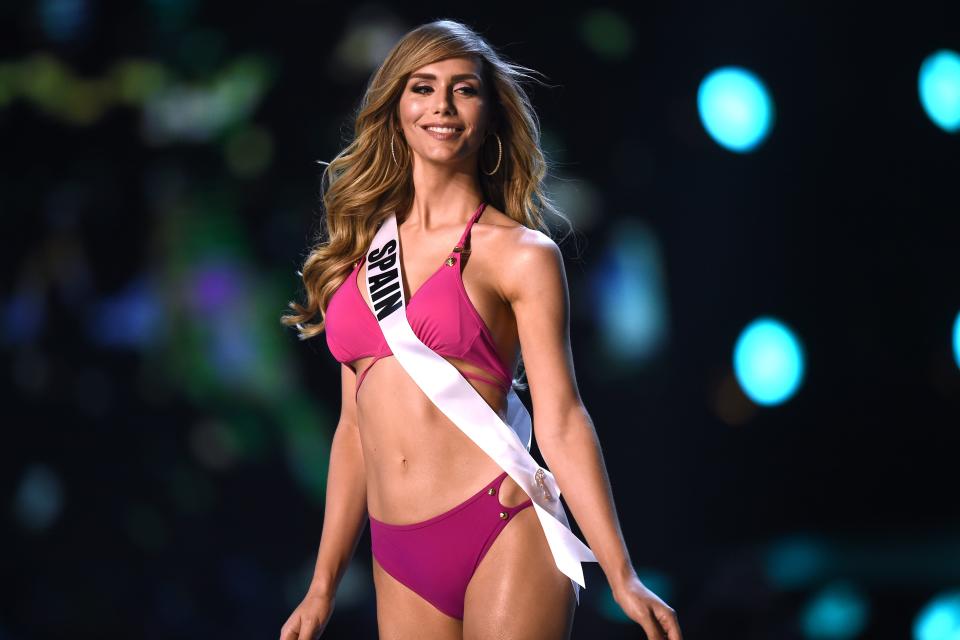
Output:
[478, 206, 562, 301]
[476, 204, 517, 229]
[479, 204, 553, 249]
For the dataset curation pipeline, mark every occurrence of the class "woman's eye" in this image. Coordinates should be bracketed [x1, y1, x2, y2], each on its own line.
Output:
[412, 85, 477, 95]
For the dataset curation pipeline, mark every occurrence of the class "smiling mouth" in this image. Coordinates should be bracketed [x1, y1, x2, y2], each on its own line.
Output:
[422, 126, 464, 140]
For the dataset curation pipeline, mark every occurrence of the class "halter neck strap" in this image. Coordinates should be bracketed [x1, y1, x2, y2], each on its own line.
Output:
[455, 202, 487, 249]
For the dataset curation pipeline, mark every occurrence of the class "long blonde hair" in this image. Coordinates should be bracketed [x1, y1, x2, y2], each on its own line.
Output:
[282, 19, 563, 366]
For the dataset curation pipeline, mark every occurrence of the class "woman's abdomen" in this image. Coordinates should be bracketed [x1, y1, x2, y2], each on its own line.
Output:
[355, 354, 518, 526]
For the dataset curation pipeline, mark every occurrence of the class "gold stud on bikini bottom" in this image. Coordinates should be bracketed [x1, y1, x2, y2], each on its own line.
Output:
[499, 511, 508, 519]
[487, 487, 496, 495]
[445, 256, 456, 266]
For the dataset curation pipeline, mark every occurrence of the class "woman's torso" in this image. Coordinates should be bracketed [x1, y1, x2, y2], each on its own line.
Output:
[328, 204, 530, 523]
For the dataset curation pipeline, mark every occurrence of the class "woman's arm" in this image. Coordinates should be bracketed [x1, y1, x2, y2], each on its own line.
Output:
[503, 229, 682, 640]
[308, 363, 368, 597]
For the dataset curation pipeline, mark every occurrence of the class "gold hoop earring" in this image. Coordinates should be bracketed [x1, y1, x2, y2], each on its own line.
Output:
[481, 132, 502, 176]
[391, 133, 400, 166]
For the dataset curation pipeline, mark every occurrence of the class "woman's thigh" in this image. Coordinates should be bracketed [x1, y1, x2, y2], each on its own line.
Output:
[461, 506, 576, 640]
[372, 554, 464, 640]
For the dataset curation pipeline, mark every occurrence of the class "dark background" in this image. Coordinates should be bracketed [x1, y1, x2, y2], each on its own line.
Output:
[3, 1, 959, 639]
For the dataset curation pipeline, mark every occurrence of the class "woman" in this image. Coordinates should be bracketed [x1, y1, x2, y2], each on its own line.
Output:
[280, 19, 682, 640]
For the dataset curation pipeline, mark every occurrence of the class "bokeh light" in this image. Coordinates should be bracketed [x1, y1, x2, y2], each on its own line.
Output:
[593, 219, 670, 363]
[918, 49, 960, 133]
[914, 590, 960, 640]
[579, 9, 634, 60]
[800, 581, 870, 640]
[697, 66, 775, 152]
[734, 316, 805, 406]
[12, 463, 63, 532]
[765, 534, 830, 589]
[952, 310, 960, 371]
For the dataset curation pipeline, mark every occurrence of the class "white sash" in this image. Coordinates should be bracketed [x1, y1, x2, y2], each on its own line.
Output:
[362, 212, 597, 603]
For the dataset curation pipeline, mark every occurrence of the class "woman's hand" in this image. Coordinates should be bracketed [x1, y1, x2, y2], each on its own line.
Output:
[279, 588, 334, 640]
[612, 573, 683, 640]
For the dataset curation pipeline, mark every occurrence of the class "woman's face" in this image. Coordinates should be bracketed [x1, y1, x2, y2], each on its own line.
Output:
[397, 56, 493, 170]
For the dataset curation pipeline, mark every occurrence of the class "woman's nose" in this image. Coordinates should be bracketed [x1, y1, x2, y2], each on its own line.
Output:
[433, 89, 455, 112]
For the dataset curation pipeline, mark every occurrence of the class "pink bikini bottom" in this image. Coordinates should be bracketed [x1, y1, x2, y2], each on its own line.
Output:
[368, 470, 534, 620]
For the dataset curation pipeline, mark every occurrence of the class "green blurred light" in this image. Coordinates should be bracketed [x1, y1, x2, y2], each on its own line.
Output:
[62, 77, 108, 125]
[224, 125, 273, 177]
[0, 62, 16, 106]
[176, 28, 228, 76]
[286, 421, 332, 505]
[112, 59, 171, 104]
[225, 409, 271, 463]
[218, 55, 276, 123]
[579, 9, 634, 60]
[1, 52, 273, 135]
[145, 0, 199, 27]
[20, 53, 69, 109]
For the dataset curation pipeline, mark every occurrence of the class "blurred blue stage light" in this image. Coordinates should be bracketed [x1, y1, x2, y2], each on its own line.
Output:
[919, 49, 960, 133]
[801, 582, 869, 640]
[914, 590, 960, 640]
[765, 534, 829, 589]
[12, 463, 63, 532]
[593, 220, 669, 362]
[733, 316, 805, 406]
[2, 289, 46, 345]
[92, 276, 162, 348]
[697, 66, 775, 153]
[39, 0, 90, 43]
[952, 311, 960, 371]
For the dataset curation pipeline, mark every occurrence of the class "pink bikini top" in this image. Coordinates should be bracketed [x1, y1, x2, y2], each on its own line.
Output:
[324, 202, 513, 399]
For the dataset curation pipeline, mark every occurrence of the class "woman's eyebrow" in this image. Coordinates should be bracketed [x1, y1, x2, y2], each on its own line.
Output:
[409, 72, 481, 82]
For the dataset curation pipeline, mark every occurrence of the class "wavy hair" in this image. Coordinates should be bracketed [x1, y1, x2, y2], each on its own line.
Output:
[281, 19, 565, 389]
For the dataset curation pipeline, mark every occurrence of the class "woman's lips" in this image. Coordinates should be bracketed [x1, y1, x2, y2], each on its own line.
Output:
[422, 126, 463, 141]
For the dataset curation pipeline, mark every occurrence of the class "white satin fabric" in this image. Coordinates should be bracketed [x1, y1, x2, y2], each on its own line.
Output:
[362, 212, 597, 604]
